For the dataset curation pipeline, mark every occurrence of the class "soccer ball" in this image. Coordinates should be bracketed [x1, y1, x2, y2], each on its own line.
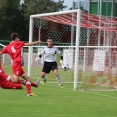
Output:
[62, 63, 69, 71]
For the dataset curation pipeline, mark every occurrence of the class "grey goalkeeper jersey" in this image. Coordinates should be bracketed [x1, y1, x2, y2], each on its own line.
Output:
[39, 46, 63, 62]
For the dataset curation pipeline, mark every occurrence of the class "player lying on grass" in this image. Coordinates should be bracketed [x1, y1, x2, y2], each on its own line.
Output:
[0, 33, 41, 96]
[38, 37, 63, 87]
[0, 56, 40, 89]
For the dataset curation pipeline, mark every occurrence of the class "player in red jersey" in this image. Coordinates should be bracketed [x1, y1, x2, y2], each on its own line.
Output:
[0, 67, 23, 89]
[0, 33, 41, 96]
[0, 56, 40, 89]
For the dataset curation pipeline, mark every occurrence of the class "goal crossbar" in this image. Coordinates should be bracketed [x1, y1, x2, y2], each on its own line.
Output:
[30, 9, 78, 18]
[30, 9, 117, 32]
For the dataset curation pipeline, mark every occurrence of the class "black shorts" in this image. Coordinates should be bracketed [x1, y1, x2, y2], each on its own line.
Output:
[42, 61, 58, 73]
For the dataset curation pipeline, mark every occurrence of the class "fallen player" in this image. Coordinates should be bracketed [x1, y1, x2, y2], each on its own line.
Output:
[0, 56, 40, 89]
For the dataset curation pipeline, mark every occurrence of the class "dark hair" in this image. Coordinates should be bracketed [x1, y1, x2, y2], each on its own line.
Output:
[10, 33, 19, 40]
[47, 37, 53, 41]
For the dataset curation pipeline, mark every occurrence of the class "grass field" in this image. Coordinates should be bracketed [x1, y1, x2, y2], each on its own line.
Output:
[0, 65, 117, 117]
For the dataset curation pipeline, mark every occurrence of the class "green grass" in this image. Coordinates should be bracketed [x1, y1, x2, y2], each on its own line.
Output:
[0, 84, 117, 117]
[1, 65, 117, 117]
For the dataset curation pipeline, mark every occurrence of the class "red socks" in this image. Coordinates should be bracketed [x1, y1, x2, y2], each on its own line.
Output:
[23, 80, 37, 87]
[26, 82, 31, 94]
[31, 82, 37, 87]
[17, 80, 36, 94]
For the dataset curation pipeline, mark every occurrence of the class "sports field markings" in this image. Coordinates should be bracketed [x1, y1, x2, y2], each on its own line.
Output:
[45, 83, 117, 100]
[80, 90, 117, 100]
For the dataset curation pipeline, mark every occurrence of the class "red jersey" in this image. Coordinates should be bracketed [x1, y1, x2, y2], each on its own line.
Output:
[1, 41, 25, 63]
[0, 66, 23, 89]
[0, 66, 11, 87]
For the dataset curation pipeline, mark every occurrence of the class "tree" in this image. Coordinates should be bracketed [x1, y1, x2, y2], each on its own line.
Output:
[0, 0, 28, 41]
[24, 0, 67, 19]
[22, 0, 67, 41]
[0, 0, 67, 42]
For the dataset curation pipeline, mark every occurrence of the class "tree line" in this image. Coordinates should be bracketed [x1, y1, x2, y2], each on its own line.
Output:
[0, 0, 66, 41]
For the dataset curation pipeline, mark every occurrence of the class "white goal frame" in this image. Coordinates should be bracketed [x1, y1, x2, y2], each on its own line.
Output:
[28, 9, 81, 90]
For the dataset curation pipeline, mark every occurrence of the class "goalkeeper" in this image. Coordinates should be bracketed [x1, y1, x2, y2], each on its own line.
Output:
[38, 37, 63, 87]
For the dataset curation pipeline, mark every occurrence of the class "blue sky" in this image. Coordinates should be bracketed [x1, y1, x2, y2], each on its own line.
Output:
[62, 0, 72, 10]
[54, 0, 72, 10]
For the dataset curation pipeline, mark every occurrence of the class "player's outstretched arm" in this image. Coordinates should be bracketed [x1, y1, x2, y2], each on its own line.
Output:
[25, 40, 41, 46]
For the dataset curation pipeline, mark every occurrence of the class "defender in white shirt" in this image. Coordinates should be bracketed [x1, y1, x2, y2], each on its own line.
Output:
[39, 38, 63, 87]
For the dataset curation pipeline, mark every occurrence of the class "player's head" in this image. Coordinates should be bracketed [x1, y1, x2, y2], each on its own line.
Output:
[10, 33, 19, 41]
[47, 37, 53, 47]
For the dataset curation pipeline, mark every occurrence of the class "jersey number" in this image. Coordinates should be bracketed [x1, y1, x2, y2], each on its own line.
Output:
[11, 46, 16, 53]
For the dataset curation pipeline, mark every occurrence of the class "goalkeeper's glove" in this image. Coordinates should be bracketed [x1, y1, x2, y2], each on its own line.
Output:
[59, 60, 63, 66]
[35, 57, 44, 66]
[35, 57, 39, 62]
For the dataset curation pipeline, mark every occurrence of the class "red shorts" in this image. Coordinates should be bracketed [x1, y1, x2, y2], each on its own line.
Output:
[1, 82, 23, 89]
[12, 63, 25, 76]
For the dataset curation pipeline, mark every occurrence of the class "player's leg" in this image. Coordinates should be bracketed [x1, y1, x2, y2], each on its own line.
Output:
[22, 74, 33, 96]
[17, 78, 26, 84]
[22, 74, 38, 96]
[12, 74, 30, 91]
[5, 75, 16, 83]
[41, 62, 51, 85]
[14, 63, 36, 96]
[17, 78, 40, 87]
[12, 74, 19, 82]
[41, 72, 46, 84]
[3, 82, 23, 89]
[53, 69, 62, 87]
[12, 63, 36, 96]
[11, 84, 23, 89]
[52, 62, 62, 87]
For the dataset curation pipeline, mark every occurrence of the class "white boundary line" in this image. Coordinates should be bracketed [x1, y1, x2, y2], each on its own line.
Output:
[45, 83, 117, 100]
[80, 90, 117, 100]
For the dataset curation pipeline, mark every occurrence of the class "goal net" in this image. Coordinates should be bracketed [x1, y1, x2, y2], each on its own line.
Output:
[28, 9, 117, 90]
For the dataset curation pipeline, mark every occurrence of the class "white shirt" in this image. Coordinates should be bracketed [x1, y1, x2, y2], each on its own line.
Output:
[40, 46, 63, 62]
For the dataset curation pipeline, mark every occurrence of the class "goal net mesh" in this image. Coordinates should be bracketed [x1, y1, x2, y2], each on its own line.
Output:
[29, 10, 117, 90]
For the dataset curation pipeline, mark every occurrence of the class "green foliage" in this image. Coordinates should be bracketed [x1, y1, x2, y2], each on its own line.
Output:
[0, 0, 66, 41]
[0, 0, 28, 41]
[24, 0, 66, 19]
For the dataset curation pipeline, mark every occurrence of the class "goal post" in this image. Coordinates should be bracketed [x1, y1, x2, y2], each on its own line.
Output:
[28, 9, 117, 91]
[74, 9, 81, 90]
[28, 9, 81, 90]
[28, 17, 33, 77]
